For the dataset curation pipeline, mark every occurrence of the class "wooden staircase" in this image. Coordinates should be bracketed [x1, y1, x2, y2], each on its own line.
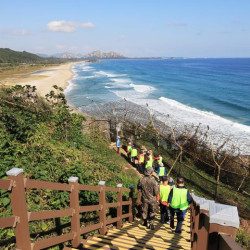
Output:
[66, 213, 191, 250]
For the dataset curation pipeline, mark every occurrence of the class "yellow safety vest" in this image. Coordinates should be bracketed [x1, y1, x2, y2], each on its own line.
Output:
[170, 188, 189, 210]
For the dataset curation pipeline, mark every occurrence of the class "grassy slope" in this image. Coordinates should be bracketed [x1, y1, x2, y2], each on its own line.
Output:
[0, 86, 139, 248]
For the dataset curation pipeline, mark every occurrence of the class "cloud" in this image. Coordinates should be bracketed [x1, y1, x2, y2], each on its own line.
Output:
[12, 29, 30, 35]
[167, 21, 188, 27]
[47, 20, 94, 32]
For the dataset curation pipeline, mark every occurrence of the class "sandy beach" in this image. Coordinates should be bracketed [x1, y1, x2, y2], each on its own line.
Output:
[2, 62, 77, 97]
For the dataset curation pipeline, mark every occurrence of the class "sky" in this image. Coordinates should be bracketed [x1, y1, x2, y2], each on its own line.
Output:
[0, 0, 250, 57]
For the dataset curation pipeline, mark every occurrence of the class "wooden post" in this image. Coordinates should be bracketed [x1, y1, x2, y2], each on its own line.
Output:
[7, 168, 31, 250]
[68, 177, 80, 248]
[191, 203, 204, 250]
[99, 181, 106, 234]
[117, 184, 123, 229]
[207, 203, 240, 250]
[191, 195, 214, 250]
[129, 185, 134, 223]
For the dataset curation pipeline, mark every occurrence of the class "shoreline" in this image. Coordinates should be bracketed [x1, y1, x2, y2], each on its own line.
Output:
[3, 60, 250, 155]
[1, 62, 80, 97]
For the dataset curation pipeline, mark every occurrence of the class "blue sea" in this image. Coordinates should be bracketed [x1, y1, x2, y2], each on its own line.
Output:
[65, 58, 250, 154]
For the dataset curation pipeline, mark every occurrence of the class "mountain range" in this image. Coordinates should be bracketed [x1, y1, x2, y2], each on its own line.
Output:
[38, 50, 126, 59]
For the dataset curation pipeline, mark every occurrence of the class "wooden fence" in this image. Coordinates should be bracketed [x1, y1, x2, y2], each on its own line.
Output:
[0, 168, 133, 250]
[190, 193, 243, 250]
[0, 167, 244, 250]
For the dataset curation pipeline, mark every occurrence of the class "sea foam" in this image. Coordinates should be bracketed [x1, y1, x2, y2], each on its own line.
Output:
[96, 70, 127, 78]
[64, 79, 77, 94]
[130, 83, 156, 94]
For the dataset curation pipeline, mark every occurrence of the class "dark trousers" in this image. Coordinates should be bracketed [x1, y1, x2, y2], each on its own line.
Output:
[131, 156, 136, 165]
[170, 207, 187, 232]
[138, 163, 144, 174]
[160, 203, 169, 223]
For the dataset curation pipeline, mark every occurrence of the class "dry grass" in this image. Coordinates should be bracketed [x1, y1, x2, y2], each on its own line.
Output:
[0, 64, 55, 83]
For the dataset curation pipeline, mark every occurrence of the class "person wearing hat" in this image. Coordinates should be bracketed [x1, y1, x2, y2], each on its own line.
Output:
[137, 167, 158, 230]
[167, 177, 193, 233]
[168, 177, 175, 188]
[157, 163, 167, 182]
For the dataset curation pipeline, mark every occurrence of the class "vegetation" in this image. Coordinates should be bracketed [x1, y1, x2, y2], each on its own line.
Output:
[0, 85, 138, 249]
[118, 122, 249, 249]
[0, 48, 78, 65]
[0, 48, 44, 64]
[0, 84, 248, 249]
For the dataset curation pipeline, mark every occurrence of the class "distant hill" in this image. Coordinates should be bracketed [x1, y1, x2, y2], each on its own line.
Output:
[49, 52, 81, 59]
[83, 50, 126, 59]
[0, 48, 81, 64]
[60, 53, 80, 59]
[0, 48, 43, 64]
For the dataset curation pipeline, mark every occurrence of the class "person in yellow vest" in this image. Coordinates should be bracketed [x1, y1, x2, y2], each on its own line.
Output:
[145, 152, 153, 170]
[167, 177, 193, 233]
[157, 163, 167, 182]
[131, 147, 138, 165]
[147, 149, 154, 165]
[127, 142, 132, 161]
[157, 176, 172, 223]
[154, 153, 163, 168]
[137, 150, 145, 174]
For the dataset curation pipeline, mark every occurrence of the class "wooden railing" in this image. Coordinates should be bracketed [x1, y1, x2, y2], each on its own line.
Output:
[0, 168, 134, 250]
[190, 193, 243, 250]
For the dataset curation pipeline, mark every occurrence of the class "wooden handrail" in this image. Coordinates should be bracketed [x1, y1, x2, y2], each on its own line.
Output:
[190, 195, 243, 250]
[122, 200, 130, 205]
[106, 217, 120, 225]
[26, 179, 71, 191]
[106, 202, 119, 208]
[121, 187, 130, 192]
[218, 234, 243, 250]
[0, 179, 13, 190]
[80, 222, 102, 235]
[28, 209, 74, 222]
[1, 168, 134, 250]
[78, 184, 101, 192]
[105, 186, 119, 192]
[31, 232, 74, 250]
[0, 216, 17, 228]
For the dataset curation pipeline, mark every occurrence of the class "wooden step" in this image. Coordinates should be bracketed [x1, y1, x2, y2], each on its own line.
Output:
[65, 212, 191, 250]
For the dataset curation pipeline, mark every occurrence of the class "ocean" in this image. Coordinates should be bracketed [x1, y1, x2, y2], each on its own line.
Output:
[65, 58, 250, 154]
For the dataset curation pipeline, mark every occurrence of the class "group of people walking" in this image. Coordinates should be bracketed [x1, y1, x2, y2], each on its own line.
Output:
[126, 142, 166, 179]
[116, 139, 192, 233]
[137, 168, 192, 233]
